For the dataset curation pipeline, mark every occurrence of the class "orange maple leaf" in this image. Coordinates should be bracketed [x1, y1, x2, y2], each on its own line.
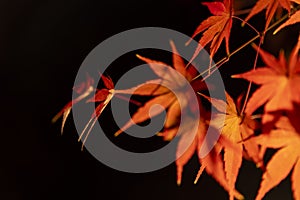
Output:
[232, 35, 300, 121]
[186, 0, 233, 65]
[244, 0, 300, 31]
[253, 116, 300, 200]
[114, 41, 207, 137]
[200, 92, 261, 200]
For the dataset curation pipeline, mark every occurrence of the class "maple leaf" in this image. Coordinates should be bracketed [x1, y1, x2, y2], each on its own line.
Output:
[52, 74, 95, 133]
[253, 116, 300, 200]
[52, 73, 116, 149]
[244, 0, 300, 31]
[232, 35, 300, 123]
[200, 92, 261, 200]
[114, 41, 208, 137]
[186, 0, 233, 65]
[174, 113, 245, 200]
[274, 9, 300, 34]
[112, 42, 244, 198]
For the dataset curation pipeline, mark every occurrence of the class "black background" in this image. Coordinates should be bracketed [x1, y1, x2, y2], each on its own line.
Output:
[1, 0, 299, 199]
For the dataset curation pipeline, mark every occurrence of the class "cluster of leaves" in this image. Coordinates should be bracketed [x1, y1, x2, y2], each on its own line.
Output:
[53, 0, 300, 199]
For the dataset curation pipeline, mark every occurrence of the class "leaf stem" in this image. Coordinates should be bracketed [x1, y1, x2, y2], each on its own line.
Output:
[240, 37, 263, 114]
[192, 36, 258, 81]
[232, 15, 260, 35]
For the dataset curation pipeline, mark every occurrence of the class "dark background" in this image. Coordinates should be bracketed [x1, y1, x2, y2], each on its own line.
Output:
[1, 0, 299, 199]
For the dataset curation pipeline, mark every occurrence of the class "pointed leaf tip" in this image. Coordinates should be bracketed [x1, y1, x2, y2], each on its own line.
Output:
[185, 40, 190, 46]
[273, 29, 279, 35]
[136, 54, 149, 63]
[231, 74, 241, 78]
[241, 21, 245, 27]
[202, 2, 226, 16]
[273, 10, 300, 34]
[169, 39, 175, 47]
[194, 165, 205, 184]
[51, 113, 60, 124]
[114, 130, 122, 137]
[251, 42, 258, 49]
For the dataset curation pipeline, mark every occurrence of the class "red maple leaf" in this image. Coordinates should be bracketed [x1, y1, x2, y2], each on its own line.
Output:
[78, 75, 115, 148]
[186, 0, 233, 65]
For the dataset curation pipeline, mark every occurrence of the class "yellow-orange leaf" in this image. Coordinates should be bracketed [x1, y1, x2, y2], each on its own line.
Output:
[200, 92, 261, 200]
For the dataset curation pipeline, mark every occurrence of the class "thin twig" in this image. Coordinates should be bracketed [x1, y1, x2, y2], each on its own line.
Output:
[234, 8, 252, 16]
[240, 37, 263, 114]
[191, 9, 293, 81]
